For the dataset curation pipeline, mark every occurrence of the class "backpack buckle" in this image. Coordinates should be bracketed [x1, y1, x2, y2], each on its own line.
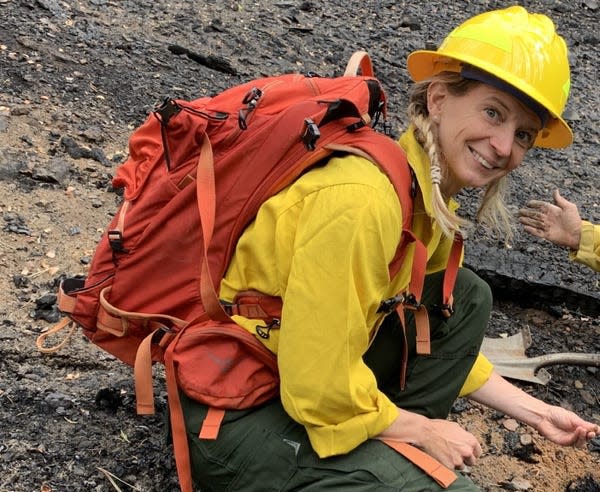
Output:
[153, 97, 181, 125]
[440, 304, 454, 318]
[256, 318, 280, 339]
[377, 294, 405, 314]
[402, 293, 423, 311]
[433, 303, 455, 319]
[302, 118, 321, 150]
[153, 324, 175, 347]
[107, 230, 129, 254]
[238, 87, 263, 130]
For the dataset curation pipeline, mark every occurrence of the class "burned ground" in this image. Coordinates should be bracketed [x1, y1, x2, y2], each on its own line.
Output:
[0, 1, 598, 491]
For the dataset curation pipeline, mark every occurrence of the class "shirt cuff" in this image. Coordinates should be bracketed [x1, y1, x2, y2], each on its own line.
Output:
[569, 221, 599, 270]
[458, 353, 494, 396]
[304, 394, 400, 458]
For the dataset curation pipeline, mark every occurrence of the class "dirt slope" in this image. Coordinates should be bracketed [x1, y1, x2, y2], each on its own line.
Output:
[0, 1, 598, 491]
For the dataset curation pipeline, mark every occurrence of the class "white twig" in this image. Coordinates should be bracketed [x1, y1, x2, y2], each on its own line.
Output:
[97, 467, 141, 491]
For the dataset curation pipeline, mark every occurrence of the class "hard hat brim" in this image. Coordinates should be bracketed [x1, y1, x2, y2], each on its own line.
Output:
[406, 50, 573, 149]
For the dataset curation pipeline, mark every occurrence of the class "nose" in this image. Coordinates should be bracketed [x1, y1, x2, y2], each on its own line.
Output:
[489, 126, 514, 158]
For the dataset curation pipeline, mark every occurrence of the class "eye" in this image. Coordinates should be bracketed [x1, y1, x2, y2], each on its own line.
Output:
[485, 107, 499, 120]
[515, 129, 535, 148]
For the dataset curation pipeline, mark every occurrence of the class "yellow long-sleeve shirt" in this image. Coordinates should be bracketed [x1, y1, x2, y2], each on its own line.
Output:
[220, 129, 493, 457]
[570, 220, 600, 272]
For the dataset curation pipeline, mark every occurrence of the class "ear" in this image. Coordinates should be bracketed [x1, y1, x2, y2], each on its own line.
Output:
[427, 81, 449, 119]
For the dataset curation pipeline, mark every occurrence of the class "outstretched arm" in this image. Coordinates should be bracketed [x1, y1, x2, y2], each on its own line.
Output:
[468, 371, 599, 448]
[518, 189, 582, 250]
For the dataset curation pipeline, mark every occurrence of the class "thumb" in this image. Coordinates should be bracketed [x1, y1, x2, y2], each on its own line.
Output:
[553, 189, 570, 209]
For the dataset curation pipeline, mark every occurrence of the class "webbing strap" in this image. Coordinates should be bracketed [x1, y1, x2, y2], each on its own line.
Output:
[57, 284, 77, 313]
[413, 307, 431, 355]
[36, 317, 77, 354]
[380, 438, 457, 488]
[408, 237, 427, 302]
[393, 231, 462, 386]
[164, 332, 194, 492]
[196, 133, 230, 322]
[199, 407, 226, 440]
[343, 51, 375, 77]
[134, 328, 162, 415]
[97, 286, 187, 337]
[224, 290, 283, 321]
[441, 234, 463, 316]
[407, 238, 430, 355]
[396, 308, 409, 390]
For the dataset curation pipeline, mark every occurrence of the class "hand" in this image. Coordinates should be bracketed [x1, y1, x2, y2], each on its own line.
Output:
[418, 419, 483, 470]
[377, 410, 482, 470]
[518, 189, 582, 250]
[535, 405, 599, 448]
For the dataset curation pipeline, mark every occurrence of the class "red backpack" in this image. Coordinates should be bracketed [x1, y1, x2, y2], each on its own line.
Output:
[37, 52, 461, 491]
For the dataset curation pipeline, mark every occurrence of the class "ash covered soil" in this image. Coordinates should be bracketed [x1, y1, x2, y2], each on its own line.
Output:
[0, 0, 599, 491]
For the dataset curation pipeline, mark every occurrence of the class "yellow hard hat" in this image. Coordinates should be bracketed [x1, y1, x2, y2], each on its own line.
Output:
[407, 6, 572, 148]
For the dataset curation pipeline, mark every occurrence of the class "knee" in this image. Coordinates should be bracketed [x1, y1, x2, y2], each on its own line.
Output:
[454, 268, 492, 327]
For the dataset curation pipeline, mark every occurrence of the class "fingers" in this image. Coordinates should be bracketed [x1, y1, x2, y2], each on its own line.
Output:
[518, 211, 547, 235]
[573, 427, 589, 448]
[455, 437, 482, 470]
[524, 199, 549, 210]
[519, 207, 540, 219]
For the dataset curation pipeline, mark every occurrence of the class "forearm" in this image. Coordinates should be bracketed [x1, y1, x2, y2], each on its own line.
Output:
[377, 407, 425, 443]
[466, 371, 547, 430]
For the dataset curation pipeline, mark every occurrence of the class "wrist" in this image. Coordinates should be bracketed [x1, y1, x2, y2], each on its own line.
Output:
[378, 408, 428, 445]
[510, 399, 550, 432]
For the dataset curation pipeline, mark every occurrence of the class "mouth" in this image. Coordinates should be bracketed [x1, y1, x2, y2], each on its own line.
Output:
[470, 148, 494, 170]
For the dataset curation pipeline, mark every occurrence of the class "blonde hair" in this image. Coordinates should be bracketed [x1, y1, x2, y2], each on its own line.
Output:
[407, 72, 514, 241]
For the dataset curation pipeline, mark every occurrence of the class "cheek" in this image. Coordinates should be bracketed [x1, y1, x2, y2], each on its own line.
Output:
[436, 123, 456, 156]
[506, 156, 524, 173]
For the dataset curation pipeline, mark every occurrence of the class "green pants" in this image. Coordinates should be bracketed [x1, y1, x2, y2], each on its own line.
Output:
[181, 268, 492, 491]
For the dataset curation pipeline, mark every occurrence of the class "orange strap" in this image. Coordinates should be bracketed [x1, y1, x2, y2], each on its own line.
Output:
[57, 284, 77, 313]
[380, 438, 457, 488]
[36, 317, 78, 354]
[343, 50, 375, 77]
[133, 326, 175, 415]
[196, 133, 231, 323]
[396, 308, 410, 390]
[403, 237, 431, 356]
[164, 332, 194, 492]
[97, 286, 187, 337]
[441, 234, 463, 316]
[413, 306, 431, 355]
[198, 407, 226, 440]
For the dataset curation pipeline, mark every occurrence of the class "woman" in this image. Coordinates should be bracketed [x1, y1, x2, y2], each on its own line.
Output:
[519, 189, 600, 272]
[182, 6, 599, 490]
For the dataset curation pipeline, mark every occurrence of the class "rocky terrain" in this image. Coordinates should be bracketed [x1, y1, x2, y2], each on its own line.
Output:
[0, 0, 598, 491]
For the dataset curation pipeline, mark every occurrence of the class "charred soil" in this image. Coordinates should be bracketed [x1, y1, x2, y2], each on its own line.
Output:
[0, 1, 599, 491]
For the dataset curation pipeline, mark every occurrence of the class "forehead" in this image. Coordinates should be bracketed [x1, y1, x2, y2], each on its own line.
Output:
[466, 83, 541, 128]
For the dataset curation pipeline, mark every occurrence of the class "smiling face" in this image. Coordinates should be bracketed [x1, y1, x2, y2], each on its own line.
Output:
[427, 81, 542, 197]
